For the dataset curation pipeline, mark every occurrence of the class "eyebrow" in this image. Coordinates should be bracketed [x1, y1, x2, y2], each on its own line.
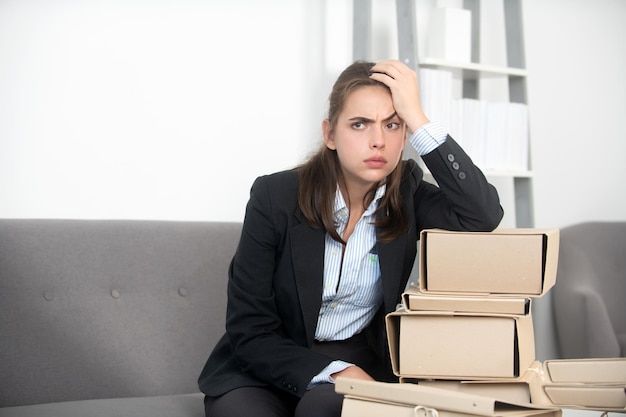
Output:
[348, 112, 399, 123]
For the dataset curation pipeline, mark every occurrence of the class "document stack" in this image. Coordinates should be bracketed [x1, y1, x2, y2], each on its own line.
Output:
[387, 229, 559, 382]
[338, 228, 626, 416]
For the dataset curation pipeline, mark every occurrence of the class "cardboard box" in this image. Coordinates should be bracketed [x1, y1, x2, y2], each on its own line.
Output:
[402, 286, 531, 315]
[386, 310, 535, 379]
[336, 378, 561, 417]
[539, 358, 626, 411]
[419, 229, 559, 296]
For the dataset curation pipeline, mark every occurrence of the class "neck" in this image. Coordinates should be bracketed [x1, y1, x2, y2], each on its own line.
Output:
[339, 183, 375, 215]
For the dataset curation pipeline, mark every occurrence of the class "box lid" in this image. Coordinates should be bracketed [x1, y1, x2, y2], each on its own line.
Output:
[402, 285, 531, 316]
[418, 228, 559, 297]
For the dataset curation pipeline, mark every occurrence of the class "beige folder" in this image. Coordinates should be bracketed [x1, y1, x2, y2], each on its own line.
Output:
[336, 378, 561, 417]
[341, 397, 562, 417]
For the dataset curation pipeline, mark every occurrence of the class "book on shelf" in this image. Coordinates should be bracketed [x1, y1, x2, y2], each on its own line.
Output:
[419, 68, 529, 173]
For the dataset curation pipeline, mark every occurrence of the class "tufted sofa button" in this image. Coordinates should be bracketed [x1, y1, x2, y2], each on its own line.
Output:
[178, 287, 188, 297]
[43, 291, 54, 301]
[111, 289, 120, 299]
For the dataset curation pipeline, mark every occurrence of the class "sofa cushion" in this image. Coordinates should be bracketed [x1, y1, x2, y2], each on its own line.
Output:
[0, 394, 205, 417]
[0, 220, 241, 407]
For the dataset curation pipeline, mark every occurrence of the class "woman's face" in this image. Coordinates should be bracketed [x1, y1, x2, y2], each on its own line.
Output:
[324, 85, 407, 194]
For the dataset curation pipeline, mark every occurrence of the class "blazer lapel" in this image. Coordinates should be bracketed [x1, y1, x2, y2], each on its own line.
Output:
[290, 213, 325, 345]
[377, 231, 408, 313]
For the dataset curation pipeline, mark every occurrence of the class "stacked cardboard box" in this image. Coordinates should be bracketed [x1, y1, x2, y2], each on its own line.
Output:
[387, 228, 559, 381]
[339, 229, 626, 416]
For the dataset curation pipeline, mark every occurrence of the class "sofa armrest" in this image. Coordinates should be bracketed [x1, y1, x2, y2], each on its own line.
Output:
[554, 286, 620, 358]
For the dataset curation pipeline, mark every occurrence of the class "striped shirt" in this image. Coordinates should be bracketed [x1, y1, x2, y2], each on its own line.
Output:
[308, 121, 447, 387]
[314, 184, 386, 341]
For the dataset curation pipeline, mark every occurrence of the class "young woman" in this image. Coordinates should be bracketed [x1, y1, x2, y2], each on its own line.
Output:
[198, 59, 503, 417]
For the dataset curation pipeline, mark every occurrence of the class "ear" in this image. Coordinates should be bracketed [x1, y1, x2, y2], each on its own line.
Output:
[322, 119, 336, 150]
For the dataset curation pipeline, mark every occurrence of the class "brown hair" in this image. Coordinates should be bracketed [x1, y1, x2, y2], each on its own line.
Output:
[297, 61, 408, 243]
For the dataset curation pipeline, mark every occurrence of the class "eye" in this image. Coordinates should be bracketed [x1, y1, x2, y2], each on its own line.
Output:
[352, 121, 366, 130]
[386, 122, 401, 130]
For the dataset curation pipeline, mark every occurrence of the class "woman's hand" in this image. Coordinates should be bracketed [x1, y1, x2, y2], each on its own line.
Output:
[369, 59, 430, 133]
[331, 365, 375, 382]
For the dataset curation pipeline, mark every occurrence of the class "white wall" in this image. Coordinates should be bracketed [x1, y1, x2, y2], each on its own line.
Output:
[523, 0, 626, 230]
[2, 0, 624, 227]
[0, 0, 333, 221]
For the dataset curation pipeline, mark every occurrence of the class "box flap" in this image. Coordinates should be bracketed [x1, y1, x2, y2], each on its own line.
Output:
[543, 358, 626, 384]
[542, 385, 626, 411]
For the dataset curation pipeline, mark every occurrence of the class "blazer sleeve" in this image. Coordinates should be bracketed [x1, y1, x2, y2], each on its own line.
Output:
[413, 135, 504, 232]
[224, 173, 332, 398]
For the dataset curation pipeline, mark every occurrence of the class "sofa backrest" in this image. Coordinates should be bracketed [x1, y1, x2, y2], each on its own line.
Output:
[0, 219, 242, 407]
[553, 221, 626, 358]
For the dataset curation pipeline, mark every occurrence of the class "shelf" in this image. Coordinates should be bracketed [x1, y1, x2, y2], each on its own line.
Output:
[419, 57, 528, 79]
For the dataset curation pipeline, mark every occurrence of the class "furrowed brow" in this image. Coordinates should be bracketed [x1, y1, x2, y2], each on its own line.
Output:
[383, 112, 399, 122]
[348, 116, 374, 123]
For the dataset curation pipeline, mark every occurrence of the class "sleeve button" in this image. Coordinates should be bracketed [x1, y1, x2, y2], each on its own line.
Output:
[447, 154, 455, 162]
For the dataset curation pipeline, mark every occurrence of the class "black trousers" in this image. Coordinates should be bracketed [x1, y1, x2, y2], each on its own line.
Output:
[204, 332, 378, 417]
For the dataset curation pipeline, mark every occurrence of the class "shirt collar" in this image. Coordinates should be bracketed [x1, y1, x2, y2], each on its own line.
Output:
[333, 183, 387, 224]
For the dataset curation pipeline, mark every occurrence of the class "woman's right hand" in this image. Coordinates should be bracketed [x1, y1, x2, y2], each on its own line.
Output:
[331, 365, 375, 382]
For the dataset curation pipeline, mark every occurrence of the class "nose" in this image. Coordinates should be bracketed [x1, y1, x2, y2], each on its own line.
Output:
[370, 125, 385, 149]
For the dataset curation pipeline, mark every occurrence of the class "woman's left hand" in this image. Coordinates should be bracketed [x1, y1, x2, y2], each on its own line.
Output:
[369, 60, 430, 133]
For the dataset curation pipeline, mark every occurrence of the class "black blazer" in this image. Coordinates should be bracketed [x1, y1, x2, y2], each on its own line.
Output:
[198, 137, 503, 398]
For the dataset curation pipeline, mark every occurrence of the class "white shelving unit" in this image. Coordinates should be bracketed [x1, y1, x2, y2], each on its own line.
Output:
[353, 0, 534, 228]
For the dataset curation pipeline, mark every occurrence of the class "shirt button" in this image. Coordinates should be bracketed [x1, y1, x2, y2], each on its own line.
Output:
[452, 161, 460, 170]
[458, 171, 466, 180]
[447, 153, 455, 162]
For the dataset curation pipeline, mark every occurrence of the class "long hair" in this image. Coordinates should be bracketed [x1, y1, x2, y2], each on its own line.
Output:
[297, 61, 409, 243]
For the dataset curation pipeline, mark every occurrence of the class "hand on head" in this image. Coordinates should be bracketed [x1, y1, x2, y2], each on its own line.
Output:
[369, 60, 430, 133]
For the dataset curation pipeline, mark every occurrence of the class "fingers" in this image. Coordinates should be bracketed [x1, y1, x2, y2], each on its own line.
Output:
[369, 59, 415, 85]
[369, 59, 429, 132]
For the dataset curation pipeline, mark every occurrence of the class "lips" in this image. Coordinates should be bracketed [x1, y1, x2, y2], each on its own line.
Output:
[364, 156, 387, 168]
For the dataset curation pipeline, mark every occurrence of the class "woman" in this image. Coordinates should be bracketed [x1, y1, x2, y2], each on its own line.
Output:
[198, 59, 503, 417]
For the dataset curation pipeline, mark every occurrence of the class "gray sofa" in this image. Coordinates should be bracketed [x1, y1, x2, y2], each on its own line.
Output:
[552, 221, 626, 359]
[0, 219, 242, 417]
